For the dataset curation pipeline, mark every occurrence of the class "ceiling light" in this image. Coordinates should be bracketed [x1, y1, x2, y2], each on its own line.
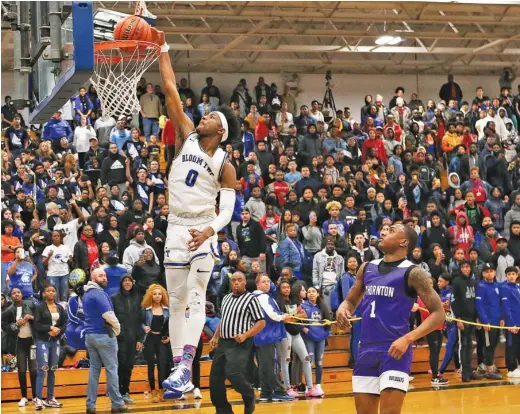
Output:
[375, 36, 393, 46]
[387, 36, 403, 45]
[375, 35, 404, 46]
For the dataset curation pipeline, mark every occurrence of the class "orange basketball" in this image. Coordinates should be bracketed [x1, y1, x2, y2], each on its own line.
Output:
[114, 15, 152, 42]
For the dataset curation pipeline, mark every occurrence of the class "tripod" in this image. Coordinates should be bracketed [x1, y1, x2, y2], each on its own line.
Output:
[322, 84, 337, 121]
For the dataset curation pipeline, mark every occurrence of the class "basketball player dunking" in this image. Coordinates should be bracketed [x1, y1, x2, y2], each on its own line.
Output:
[150, 29, 239, 394]
[337, 224, 445, 414]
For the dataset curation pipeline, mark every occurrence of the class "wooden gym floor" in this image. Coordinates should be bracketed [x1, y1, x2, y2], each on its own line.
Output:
[2, 373, 519, 414]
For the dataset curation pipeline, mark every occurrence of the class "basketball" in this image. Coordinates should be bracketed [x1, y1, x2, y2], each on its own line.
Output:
[113, 15, 152, 42]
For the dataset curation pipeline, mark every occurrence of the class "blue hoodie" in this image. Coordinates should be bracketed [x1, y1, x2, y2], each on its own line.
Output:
[42, 118, 73, 144]
[232, 192, 245, 222]
[242, 131, 255, 158]
[500, 282, 520, 327]
[252, 290, 287, 346]
[475, 279, 502, 325]
[301, 300, 329, 342]
[439, 286, 453, 304]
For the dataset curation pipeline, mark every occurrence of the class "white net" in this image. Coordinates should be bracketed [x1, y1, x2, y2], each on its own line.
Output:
[134, 0, 157, 22]
[90, 41, 160, 121]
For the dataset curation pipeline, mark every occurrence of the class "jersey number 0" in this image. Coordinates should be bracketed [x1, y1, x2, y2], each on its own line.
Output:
[185, 169, 199, 187]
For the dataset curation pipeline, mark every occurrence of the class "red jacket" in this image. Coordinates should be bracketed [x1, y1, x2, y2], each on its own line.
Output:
[255, 120, 269, 143]
[362, 138, 388, 165]
[451, 202, 490, 219]
[418, 297, 443, 331]
[384, 123, 403, 142]
[162, 119, 176, 146]
[267, 181, 290, 206]
[461, 133, 477, 152]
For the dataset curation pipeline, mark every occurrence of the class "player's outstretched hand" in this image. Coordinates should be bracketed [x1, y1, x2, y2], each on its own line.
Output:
[388, 335, 413, 360]
[150, 27, 165, 45]
[336, 301, 352, 330]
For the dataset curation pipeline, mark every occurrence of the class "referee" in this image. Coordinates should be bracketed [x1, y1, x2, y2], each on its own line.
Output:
[209, 271, 266, 414]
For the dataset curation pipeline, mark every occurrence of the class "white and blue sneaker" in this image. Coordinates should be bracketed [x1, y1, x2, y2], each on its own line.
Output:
[162, 390, 184, 400]
[162, 364, 192, 392]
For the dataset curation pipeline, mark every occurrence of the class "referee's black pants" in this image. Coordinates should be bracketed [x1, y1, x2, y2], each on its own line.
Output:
[210, 338, 255, 413]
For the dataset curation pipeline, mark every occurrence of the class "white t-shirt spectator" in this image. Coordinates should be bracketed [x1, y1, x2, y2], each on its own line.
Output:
[42, 244, 73, 277]
[54, 218, 81, 252]
[73, 125, 96, 153]
[94, 117, 117, 146]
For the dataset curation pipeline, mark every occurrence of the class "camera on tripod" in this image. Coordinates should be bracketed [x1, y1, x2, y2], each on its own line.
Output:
[322, 71, 336, 119]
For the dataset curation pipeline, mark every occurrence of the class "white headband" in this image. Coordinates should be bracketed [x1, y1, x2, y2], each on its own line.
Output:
[213, 111, 229, 142]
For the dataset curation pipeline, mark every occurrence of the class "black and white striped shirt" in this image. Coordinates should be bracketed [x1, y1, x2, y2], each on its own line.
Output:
[219, 290, 264, 339]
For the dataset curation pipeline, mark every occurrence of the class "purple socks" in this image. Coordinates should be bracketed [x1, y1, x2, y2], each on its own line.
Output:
[179, 345, 197, 370]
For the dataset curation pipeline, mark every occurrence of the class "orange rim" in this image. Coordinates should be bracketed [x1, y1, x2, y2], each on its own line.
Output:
[94, 40, 161, 63]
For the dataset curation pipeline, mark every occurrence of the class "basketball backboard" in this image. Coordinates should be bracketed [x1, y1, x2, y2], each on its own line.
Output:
[28, 1, 94, 123]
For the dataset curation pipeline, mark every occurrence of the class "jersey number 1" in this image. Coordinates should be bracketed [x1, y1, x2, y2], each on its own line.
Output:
[185, 169, 198, 187]
[370, 301, 376, 318]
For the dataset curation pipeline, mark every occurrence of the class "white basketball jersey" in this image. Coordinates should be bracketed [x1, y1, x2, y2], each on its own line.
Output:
[168, 133, 226, 220]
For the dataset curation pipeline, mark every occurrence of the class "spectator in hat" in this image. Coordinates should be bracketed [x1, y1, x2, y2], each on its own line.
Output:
[84, 136, 107, 167]
[490, 237, 515, 283]
[122, 227, 159, 272]
[479, 224, 499, 262]
[42, 111, 73, 149]
[98, 250, 126, 295]
[216, 227, 239, 256]
[109, 116, 131, 151]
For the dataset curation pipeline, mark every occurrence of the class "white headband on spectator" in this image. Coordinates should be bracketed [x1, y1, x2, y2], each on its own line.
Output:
[213, 111, 229, 142]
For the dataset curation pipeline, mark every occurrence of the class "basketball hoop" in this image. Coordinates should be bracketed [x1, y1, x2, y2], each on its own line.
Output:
[90, 40, 161, 121]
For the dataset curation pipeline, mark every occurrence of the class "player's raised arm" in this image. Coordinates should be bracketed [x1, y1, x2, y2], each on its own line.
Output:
[388, 267, 445, 359]
[336, 262, 367, 329]
[151, 28, 194, 142]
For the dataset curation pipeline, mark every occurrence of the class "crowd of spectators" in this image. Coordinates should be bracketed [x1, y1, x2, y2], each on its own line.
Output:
[1, 72, 520, 407]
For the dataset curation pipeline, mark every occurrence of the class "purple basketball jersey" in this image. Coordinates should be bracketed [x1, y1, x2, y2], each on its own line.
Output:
[358, 259, 416, 351]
